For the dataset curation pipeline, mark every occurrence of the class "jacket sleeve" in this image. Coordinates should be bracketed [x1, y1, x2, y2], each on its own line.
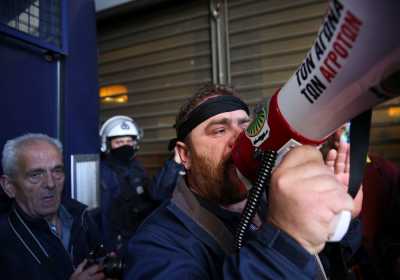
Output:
[223, 223, 319, 280]
[99, 164, 117, 249]
[340, 217, 362, 259]
[123, 222, 319, 280]
[148, 160, 184, 202]
[83, 208, 105, 250]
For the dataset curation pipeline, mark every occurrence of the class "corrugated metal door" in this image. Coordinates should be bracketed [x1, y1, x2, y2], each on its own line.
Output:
[228, 0, 400, 164]
[97, 1, 212, 175]
[370, 99, 400, 163]
[229, 0, 326, 105]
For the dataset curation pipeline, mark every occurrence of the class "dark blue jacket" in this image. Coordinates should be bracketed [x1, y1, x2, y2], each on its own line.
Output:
[124, 177, 324, 279]
[100, 157, 155, 249]
[319, 218, 362, 279]
[0, 188, 11, 213]
[148, 159, 184, 202]
[0, 199, 102, 280]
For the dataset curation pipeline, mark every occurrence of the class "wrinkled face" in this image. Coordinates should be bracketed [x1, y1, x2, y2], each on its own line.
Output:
[8, 141, 65, 220]
[110, 136, 136, 149]
[183, 110, 250, 205]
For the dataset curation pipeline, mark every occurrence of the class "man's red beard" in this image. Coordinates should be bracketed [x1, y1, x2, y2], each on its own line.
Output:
[188, 150, 247, 205]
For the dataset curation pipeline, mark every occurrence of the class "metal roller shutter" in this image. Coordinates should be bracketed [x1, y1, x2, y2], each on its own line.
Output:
[370, 100, 400, 164]
[97, 0, 212, 175]
[228, 0, 327, 106]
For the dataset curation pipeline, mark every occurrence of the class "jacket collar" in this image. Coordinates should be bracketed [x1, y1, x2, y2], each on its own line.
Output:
[13, 203, 50, 231]
[169, 176, 235, 255]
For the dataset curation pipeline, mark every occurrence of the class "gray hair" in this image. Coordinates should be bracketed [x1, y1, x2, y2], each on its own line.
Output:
[1, 133, 63, 177]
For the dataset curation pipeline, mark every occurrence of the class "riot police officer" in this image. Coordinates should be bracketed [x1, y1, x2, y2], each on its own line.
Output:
[99, 115, 156, 250]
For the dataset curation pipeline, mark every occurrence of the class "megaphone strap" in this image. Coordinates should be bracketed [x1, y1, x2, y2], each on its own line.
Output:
[349, 109, 372, 198]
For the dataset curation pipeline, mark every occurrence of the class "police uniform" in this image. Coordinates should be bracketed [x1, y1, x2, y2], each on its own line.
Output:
[100, 156, 155, 250]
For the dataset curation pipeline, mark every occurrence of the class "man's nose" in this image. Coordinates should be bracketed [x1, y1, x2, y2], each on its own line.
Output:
[45, 171, 56, 189]
[229, 124, 244, 147]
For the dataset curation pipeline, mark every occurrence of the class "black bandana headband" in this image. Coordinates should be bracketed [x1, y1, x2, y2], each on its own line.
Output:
[176, 95, 249, 141]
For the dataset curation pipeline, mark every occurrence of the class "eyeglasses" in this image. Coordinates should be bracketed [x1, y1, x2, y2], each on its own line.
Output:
[25, 167, 65, 185]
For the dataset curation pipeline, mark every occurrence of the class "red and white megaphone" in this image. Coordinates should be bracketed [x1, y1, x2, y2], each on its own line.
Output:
[233, 0, 400, 242]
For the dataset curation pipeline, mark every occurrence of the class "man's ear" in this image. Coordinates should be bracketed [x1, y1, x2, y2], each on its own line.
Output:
[1, 175, 16, 198]
[175, 141, 191, 170]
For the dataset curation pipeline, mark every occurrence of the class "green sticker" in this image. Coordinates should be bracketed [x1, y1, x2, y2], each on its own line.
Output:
[247, 109, 266, 137]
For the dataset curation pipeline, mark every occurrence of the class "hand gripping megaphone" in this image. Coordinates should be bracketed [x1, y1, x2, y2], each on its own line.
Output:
[233, 0, 400, 248]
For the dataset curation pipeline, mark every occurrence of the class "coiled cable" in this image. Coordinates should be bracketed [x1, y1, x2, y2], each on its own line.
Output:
[234, 150, 277, 250]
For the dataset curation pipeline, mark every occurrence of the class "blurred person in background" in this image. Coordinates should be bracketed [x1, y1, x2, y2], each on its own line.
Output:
[322, 123, 400, 279]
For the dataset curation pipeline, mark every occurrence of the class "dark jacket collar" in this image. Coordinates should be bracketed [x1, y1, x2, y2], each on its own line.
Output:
[169, 176, 235, 254]
[12, 203, 50, 231]
[12, 200, 83, 234]
[194, 193, 242, 235]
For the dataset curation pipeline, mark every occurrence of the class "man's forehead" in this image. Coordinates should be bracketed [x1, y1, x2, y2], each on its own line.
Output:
[177, 94, 249, 141]
[199, 109, 249, 127]
[19, 141, 63, 170]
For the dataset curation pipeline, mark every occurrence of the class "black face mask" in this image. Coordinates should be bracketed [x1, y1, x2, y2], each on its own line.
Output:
[110, 145, 136, 162]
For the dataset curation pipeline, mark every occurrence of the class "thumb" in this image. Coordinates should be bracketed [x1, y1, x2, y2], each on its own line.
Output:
[75, 259, 88, 274]
[278, 145, 323, 170]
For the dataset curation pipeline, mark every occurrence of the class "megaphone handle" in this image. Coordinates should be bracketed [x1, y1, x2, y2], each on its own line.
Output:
[328, 210, 351, 242]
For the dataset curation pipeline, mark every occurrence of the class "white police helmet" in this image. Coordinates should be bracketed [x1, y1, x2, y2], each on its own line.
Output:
[100, 115, 143, 152]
